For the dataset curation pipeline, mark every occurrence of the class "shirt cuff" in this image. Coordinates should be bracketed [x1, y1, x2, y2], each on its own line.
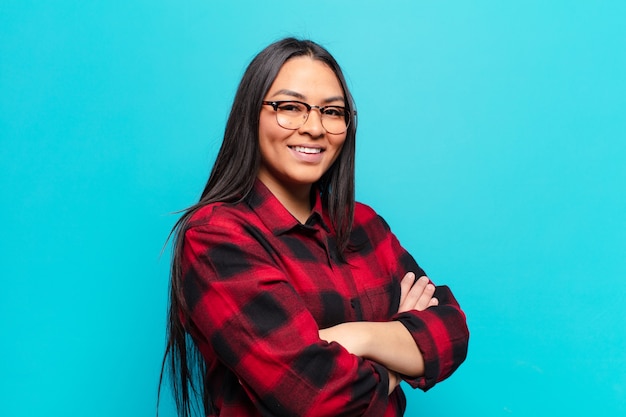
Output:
[392, 287, 469, 391]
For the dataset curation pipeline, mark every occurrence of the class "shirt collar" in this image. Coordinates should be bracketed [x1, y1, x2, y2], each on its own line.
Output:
[245, 179, 331, 235]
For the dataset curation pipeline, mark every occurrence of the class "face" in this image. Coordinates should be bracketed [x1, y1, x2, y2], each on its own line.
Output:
[257, 56, 347, 197]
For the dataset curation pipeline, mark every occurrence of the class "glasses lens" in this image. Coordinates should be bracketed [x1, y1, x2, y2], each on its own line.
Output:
[275, 101, 350, 134]
[275, 102, 308, 130]
[320, 106, 349, 134]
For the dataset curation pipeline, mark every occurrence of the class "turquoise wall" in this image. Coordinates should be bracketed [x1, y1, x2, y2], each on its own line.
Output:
[1, 1, 625, 415]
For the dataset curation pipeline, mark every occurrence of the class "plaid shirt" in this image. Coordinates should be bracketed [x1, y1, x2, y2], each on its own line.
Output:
[181, 180, 469, 416]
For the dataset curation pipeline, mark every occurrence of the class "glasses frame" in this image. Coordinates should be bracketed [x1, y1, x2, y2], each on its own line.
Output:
[262, 100, 355, 134]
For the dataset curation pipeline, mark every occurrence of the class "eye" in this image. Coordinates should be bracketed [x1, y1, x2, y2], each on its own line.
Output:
[277, 102, 306, 114]
[322, 106, 346, 118]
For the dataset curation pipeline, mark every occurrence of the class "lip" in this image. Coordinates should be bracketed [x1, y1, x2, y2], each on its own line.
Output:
[288, 144, 325, 163]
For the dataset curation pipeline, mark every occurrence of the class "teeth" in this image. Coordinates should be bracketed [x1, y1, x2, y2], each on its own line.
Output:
[293, 146, 322, 154]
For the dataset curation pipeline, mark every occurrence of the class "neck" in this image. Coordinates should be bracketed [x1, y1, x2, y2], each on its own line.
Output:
[257, 176, 312, 223]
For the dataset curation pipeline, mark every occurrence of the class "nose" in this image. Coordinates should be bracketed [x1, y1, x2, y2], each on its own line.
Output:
[298, 107, 325, 137]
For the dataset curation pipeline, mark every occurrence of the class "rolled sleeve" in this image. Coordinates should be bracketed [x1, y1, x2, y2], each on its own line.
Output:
[392, 285, 469, 391]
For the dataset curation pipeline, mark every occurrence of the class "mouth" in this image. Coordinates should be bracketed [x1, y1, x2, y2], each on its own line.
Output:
[289, 145, 323, 154]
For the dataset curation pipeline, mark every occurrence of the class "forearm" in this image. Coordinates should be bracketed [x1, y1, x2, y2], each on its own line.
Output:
[319, 321, 424, 377]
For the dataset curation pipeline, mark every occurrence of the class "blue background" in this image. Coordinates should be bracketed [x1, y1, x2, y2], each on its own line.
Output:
[1, 1, 625, 416]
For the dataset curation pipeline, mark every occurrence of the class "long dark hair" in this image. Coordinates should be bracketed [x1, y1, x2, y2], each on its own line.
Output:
[158, 38, 358, 416]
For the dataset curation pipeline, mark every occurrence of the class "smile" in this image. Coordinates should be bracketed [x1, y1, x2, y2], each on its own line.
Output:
[291, 146, 323, 154]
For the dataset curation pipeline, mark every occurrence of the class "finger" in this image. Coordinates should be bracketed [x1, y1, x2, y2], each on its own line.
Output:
[428, 297, 439, 307]
[415, 282, 436, 311]
[399, 275, 429, 312]
[399, 272, 415, 309]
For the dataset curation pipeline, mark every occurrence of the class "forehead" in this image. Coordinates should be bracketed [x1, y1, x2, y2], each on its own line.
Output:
[266, 57, 344, 100]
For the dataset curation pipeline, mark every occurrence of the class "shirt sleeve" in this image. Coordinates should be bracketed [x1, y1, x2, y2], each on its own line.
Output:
[180, 217, 392, 417]
[374, 214, 470, 391]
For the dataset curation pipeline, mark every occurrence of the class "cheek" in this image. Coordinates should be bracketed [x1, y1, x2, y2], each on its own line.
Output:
[258, 116, 273, 143]
[259, 114, 291, 145]
[329, 135, 347, 159]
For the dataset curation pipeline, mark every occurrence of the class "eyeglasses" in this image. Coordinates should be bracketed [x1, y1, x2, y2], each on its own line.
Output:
[262, 100, 353, 134]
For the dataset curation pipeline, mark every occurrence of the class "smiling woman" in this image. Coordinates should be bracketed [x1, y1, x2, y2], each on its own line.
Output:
[159, 38, 469, 417]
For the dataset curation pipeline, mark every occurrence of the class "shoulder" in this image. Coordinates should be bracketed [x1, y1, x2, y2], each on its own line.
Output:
[354, 201, 376, 218]
[354, 201, 391, 231]
[180, 201, 273, 260]
[349, 202, 395, 250]
[186, 200, 257, 233]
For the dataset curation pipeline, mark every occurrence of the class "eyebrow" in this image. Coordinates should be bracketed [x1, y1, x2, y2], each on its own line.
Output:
[270, 89, 345, 104]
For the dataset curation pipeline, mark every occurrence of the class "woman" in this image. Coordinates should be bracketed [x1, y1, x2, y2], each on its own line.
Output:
[160, 38, 469, 417]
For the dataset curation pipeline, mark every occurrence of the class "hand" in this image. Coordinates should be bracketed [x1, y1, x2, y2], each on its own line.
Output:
[398, 272, 438, 313]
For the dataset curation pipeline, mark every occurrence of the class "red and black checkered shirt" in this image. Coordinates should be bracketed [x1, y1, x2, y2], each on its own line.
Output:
[181, 179, 469, 416]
